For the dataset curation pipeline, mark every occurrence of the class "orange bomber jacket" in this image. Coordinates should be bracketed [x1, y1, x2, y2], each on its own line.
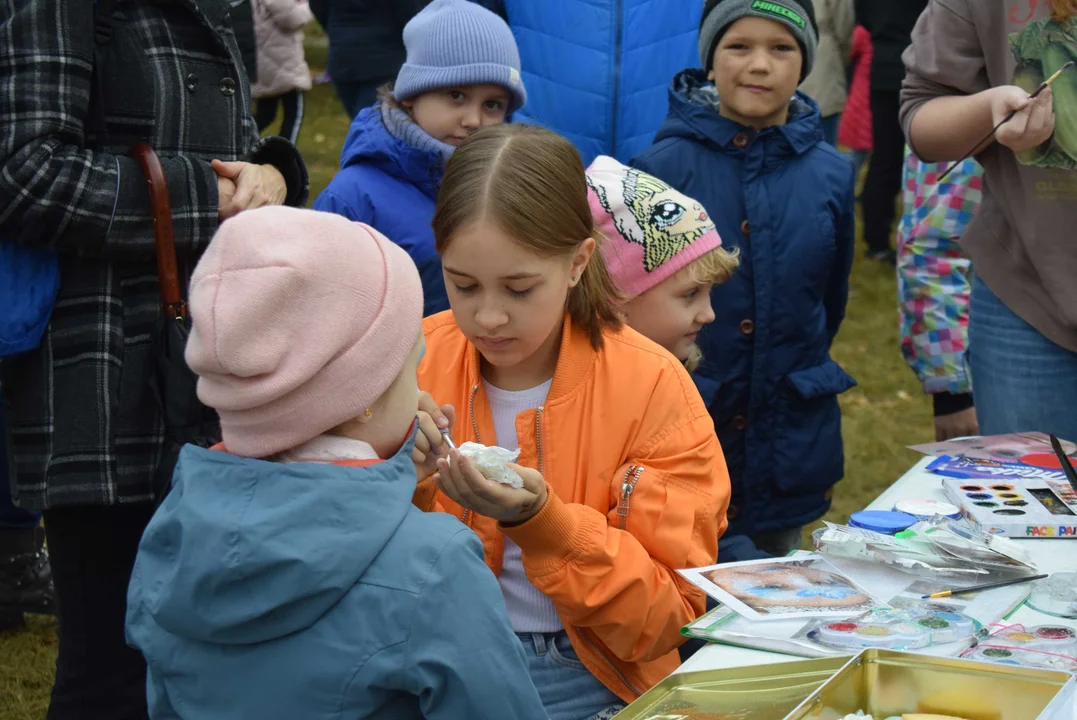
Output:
[414, 311, 731, 702]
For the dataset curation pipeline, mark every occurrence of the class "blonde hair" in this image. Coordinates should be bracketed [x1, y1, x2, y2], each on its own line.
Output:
[1051, 0, 1077, 20]
[376, 82, 404, 110]
[679, 247, 740, 374]
[684, 246, 741, 286]
[433, 124, 623, 349]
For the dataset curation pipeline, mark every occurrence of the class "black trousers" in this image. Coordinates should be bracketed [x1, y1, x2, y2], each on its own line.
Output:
[253, 90, 305, 144]
[43, 503, 156, 720]
[333, 78, 390, 119]
[861, 88, 905, 253]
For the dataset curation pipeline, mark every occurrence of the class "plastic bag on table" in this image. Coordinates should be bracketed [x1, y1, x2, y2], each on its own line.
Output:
[813, 517, 1038, 581]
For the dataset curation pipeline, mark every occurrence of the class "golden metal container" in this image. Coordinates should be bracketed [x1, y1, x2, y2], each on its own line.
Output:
[613, 657, 849, 719]
[786, 649, 1075, 720]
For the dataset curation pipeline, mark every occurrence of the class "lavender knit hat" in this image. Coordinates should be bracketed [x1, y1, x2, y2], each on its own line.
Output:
[394, 0, 527, 113]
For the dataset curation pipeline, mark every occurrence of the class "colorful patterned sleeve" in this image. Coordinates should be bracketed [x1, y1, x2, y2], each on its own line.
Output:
[896, 147, 982, 396]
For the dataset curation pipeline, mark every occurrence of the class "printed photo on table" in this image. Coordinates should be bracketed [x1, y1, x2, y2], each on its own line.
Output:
[680, 557, 880, 621]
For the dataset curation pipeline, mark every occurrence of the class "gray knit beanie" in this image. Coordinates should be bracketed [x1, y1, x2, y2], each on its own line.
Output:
[698, 0, 818, 82]
[394, 0, 527, 114]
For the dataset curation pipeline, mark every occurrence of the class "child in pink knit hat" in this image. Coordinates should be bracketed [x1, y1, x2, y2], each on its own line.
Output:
[125, 207, 546, 719]
[586, 156, 739, 371]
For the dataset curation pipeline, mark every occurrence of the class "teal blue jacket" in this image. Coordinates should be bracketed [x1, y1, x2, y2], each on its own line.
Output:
[126, 433, 546, 719]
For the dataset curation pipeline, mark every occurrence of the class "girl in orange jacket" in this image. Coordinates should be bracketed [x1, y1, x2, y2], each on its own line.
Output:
[412, 123, 731, 719]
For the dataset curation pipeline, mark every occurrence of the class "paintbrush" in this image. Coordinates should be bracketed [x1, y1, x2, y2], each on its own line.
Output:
[440, 429, 456, 451]
[1049, 433, 1077, 495]
[922, 573, 1049, 599]
[935, 60, 1075, 184]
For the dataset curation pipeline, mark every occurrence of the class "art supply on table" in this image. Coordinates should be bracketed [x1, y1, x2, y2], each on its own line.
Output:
[682, 550, 1022, 661]
[1027, 572, 1077, 619]
[850, 510, 918, 534]
[910, 432, 1077, 464]
[934, 61, 1076, 184]
[962, 623, 1077, 674]
[1020, 452, 1077, 470]
[894, 499, 962, 521]
[812, 521, 1036, 582]
[922, 574, 1048, 599]
[1049, 433, 1077, 496]
[941, 476, 1077, 539]
[678, 556, 882, 622]
[804, 606, 978, 653]
[913, 516, 1038, 568]
[928, 455, 1074, 483]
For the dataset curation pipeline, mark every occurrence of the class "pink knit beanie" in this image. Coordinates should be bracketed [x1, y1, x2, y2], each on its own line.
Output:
[185, 207, 423, 459]
[586, 156, 723, 299]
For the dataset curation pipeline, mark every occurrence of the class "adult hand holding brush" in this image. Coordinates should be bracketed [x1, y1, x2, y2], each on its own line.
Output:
[924, 62, 1074, 183]
[989, 84, 1056, 153]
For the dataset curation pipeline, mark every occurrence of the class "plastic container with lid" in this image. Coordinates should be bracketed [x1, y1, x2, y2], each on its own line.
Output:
[849, 510, 918, 535]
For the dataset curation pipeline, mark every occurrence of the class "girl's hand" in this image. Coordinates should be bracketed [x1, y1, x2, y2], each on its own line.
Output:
[436, 451, 547, 525]
[991, 84, 1055, 152]
[413, 392, 455, 481]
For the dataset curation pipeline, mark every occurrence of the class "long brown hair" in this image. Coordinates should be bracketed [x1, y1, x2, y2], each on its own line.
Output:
[432, 124, 623, 349]
[1050, 0, 1077, 20]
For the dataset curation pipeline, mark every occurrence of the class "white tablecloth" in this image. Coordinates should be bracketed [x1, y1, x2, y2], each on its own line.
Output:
[677, 456, 1077, 674]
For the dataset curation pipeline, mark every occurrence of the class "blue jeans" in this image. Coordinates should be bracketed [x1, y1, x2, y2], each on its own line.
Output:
[821, 113, 841, 146]
[517, 632, 625, 720]
[0, 400, 39, 528]
[968, 276, 1077, 442]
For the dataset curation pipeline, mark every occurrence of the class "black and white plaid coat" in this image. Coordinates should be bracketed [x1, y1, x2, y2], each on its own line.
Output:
[0, 0, 309, 509]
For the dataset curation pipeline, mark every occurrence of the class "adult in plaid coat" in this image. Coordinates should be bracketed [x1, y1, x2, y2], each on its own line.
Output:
[0, 1, 309, 717]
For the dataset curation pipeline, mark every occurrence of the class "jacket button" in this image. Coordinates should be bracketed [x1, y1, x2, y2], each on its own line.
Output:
[185, 73, 199, 93]
[727, 504, 739, 521]
[740, 219, 750, 235]
[219, 77, 237, 96]
[730, 415, 747, 430]
[733, 133, 749, 148]
[739, 319, 755, 335]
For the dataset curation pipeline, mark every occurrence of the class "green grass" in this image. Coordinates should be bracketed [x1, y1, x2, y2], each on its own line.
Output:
[0, 45, 933, 720]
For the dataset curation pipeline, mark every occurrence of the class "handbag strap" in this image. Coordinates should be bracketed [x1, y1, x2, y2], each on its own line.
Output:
[129, 142, 185, 320]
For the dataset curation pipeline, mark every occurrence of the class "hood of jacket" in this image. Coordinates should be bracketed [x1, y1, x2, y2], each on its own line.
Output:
[130, 432, 418, 646]
[339, 105, 443, 200]
[654, 69, 824, 158]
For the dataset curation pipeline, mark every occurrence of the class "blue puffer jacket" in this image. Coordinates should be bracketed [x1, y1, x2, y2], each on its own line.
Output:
[631, 70, 857, 535]
[313, 106, 449, 317]
[126, 432, 546, 720]
[504, 0, 700, 165]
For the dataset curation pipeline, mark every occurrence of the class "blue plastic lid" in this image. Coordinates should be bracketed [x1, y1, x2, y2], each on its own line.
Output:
[849, 510, 918, 534]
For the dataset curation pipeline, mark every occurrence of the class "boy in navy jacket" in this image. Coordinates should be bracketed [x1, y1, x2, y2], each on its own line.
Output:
[632, 0, 856, 557]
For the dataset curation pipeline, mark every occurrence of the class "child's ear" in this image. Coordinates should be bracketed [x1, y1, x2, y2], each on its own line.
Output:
[569, 237, 596, 287]
[707, 69, 716, 83]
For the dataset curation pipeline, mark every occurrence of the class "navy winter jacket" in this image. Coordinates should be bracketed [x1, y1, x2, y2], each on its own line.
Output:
[632, 70, 857, 534]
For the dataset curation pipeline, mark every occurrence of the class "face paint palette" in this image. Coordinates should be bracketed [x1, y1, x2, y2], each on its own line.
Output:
[808, 607, 978, 652]
[940, 476, 1077, 538]
[988, 624, 1077, 653]
[963, 641, 1077, 674]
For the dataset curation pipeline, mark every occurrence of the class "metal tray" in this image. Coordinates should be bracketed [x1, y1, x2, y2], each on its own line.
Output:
[613, 657, 849, 719]
[785, 649, 1076, 720]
